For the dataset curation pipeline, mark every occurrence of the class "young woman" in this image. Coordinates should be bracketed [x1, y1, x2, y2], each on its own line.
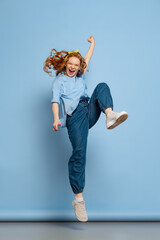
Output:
[43, 36, 128, 222]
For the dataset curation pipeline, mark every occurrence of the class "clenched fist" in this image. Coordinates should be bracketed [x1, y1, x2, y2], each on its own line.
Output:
[53, 119, 61, 131]
[88, 36, 95, 44]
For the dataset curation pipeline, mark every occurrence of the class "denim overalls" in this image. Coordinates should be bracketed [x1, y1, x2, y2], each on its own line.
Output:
[66, 82, 114, 194]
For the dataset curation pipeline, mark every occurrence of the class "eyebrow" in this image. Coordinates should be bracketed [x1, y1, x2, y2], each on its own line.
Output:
[68, 62, 79, 65]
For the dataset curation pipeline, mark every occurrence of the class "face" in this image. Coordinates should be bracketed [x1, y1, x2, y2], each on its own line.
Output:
[65, 57, 81, 77]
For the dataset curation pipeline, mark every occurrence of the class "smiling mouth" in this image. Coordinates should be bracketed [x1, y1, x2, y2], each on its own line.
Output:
[69, 69, 75, 74]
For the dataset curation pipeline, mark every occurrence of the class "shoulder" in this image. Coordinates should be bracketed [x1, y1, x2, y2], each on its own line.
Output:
[51, 75, 63, 90]
[77, 73, 85, 79]
[52, 74, 64, 84]
[78, 73, 86, 81]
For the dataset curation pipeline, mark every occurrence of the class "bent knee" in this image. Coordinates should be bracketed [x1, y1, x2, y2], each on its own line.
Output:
[96, 82, 109, 89]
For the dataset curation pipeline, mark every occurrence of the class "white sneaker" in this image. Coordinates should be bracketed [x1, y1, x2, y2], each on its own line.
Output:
[72, 198, 88, 222]
[106, 110, 128, 129]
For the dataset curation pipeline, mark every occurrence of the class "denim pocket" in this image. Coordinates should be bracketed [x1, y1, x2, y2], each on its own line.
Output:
[77, 102, 88, 113]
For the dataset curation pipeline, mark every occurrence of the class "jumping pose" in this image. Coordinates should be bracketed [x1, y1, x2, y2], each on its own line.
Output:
[43, 36, 128, 222]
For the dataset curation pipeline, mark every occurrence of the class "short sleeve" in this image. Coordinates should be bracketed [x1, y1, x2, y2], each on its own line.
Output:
[51, 77, 62, 104]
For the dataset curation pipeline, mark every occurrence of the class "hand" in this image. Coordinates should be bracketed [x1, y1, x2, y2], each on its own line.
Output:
[88, 36, 95, 44]
[53, 119, 61, 131]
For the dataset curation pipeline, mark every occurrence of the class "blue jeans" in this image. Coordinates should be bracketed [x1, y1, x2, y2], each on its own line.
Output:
[66, 82, 114, 194]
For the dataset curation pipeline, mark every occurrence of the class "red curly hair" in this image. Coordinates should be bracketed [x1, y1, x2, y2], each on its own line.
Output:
[43, 49, 88, 77]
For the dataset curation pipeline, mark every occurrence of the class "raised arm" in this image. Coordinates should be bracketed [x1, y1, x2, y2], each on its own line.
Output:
[83, 36, 95, 74]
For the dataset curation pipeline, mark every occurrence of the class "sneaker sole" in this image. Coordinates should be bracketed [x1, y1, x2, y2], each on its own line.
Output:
[107, 112, 128, 129]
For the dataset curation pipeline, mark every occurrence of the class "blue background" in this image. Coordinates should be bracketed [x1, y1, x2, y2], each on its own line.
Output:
[0, 0, 160, 221]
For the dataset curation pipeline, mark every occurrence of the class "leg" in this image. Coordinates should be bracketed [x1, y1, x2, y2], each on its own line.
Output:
[87, 82, 114, 129]
[66, 103, 89, 194]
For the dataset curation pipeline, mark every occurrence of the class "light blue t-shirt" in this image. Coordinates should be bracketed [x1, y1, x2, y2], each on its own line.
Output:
[51, 73, 90, 128]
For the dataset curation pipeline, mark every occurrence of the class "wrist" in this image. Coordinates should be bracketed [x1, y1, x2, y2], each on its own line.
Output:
[91, 41, 95, 45]
[54, 117, 59, 121]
